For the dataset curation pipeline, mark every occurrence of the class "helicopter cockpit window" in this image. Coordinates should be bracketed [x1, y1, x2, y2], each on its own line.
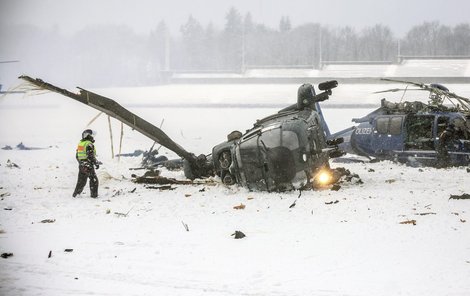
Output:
[376, 116, 403, 135]
[389, 117, 403, 135]
[376, 118, 389, 134]
[259, 127, 281, 148]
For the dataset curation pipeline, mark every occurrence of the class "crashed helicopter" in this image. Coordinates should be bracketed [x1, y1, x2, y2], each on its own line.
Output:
[329, 78, 470, 167]
[19, 75, 345, 191]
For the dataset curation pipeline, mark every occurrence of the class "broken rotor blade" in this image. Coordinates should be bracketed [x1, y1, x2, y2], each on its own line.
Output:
[380, 78, 426, 89]
[18, 75, 197, 161]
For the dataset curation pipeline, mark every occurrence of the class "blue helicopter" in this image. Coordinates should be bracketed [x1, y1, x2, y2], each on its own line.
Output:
[323, 78, 470, 167]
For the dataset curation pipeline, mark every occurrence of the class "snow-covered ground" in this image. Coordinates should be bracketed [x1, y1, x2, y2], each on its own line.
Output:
[1, 83, 469, 296]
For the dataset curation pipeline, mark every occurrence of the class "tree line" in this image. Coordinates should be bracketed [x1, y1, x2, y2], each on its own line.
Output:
[1, 7, 469, 87]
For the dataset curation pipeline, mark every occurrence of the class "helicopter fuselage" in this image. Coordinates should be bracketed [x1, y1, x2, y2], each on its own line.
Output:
[212, 107, 331, 191]
[336, 111, 470, 166]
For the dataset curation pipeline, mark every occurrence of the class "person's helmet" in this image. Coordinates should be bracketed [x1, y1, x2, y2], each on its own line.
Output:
[82, 129, 95, 140]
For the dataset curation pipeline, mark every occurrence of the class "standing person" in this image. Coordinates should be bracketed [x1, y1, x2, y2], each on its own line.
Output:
[73, 129, 99, 198]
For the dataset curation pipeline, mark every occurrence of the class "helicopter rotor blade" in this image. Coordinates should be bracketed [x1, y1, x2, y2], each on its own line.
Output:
[380, 78, 426, 89]
[18, 75, 197, 162]
[373, 88, 426, 94]
[381, 77, 470, 108]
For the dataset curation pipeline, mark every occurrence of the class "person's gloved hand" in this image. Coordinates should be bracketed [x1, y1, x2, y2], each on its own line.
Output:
[95, 164, 100, 169]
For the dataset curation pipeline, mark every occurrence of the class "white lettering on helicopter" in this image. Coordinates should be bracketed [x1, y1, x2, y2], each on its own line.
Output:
[355, 127, 373, 135]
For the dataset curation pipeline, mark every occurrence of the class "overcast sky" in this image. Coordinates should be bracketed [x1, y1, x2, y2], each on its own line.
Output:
[1, 0, 470, 37]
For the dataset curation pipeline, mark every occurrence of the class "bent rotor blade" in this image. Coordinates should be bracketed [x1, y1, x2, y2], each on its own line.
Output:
[18, 75, 196, 161]
[380, 78, 426, 89]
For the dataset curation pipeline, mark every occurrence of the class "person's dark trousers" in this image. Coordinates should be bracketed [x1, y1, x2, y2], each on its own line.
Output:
[73, 163, 99, 198]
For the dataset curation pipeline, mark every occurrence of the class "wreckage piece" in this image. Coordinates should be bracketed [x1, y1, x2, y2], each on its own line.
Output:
[18, 75, 212, 179]
[2, 142, 50, 150]
[449, 193, 470, 200]
[131, 170, 216, 186]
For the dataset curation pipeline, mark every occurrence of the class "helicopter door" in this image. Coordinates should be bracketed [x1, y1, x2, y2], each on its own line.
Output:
[404, 115, 435, 150]
[372, 115, 404, 156]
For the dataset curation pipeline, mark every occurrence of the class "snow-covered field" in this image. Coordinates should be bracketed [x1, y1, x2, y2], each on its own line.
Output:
[1, 83, 470, 295]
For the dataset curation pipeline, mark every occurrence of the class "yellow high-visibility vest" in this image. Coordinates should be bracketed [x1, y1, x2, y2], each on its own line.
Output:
[76, 140, 96, 160]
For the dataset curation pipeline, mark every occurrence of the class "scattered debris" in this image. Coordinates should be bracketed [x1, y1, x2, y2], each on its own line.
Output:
[449, 193, 470, 200]
[335, 167, 363, 185]
[2, 142, 50, 150]
[330, 184, 341, 191]
[129, 188, 136, 193]
[289, 200, 296, 208]
[181, 221, 189, 232]
[385, 179, 396, 184]
[399, 219, 417, 225]
[325, 200, 339, 205]
[415, 212, 436, 216]
[288, 190, 303, 208]
[233, 203, 245, 210]
[247, 197, 254, 200]
[0, 192, 10, 198]
[117, 149, 146, 157]
[185, 194, 191, 197]
[6, 159, 20, 169]
[133, 169, 212, 185]
[1, 253, 13, 259]
[40, 219, 56, 223]
[467, 168, 470, 173]
[145, 185, 175, 191]
[112, 189, 123, 197]
[48, 250, 52, 258]
[114, 207, 134, 218]
[64, 249, 73, 252]
[461, 219, 466, 223]
[368, 168, 375, 172]
[106, 209, 111, 214]
[3, 207, 12, 211]
[132, 169, 217, 187]
[231, 231, 246, 239]
[199, 187, 206, 192]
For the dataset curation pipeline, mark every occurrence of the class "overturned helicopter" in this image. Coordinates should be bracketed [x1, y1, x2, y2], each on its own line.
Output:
[329, 78, 470, 167]
[19, 75, 344, 191]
